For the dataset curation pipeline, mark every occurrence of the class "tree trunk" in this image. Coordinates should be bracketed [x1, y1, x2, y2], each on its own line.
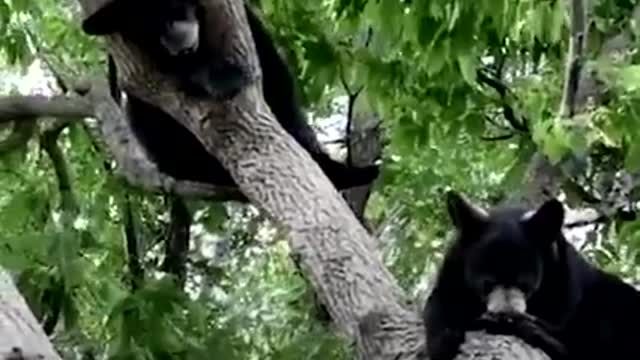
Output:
[0, 0, 631, 358]
[71, 0, 592, 358]
[75, 0, 421, 358]
[0, 270, 62, 359]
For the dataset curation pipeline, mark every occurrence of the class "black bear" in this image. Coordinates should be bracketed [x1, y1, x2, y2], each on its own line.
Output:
[423, 191, 640, 360]
[82, 0, 380, 191]
[83, 0, 245, 99]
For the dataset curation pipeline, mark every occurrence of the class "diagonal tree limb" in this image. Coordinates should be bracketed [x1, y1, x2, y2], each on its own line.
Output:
[74, 1, 420, 359]
[0, 270, 63, 359]
[0, 86, 247, 200]
[80, 78, 246, 200]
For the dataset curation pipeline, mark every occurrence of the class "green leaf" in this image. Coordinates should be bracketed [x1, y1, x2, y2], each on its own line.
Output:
[463, 112, 485, 135]
[534, 121, 571, 164]
[417, 15, 442, 46]
[549, 0, 565, 43]
[625, 140, 640, 171]
[63, 294, 79, 330]
[457, 54, 477, 85]
[426, 42, 447, 75]
[198, 202, 229, 233]
[617, 65, 640, 92]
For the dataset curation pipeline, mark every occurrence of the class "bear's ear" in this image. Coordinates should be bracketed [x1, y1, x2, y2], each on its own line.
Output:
[522, 198, 565, 245]
[446, 191, 489, 231]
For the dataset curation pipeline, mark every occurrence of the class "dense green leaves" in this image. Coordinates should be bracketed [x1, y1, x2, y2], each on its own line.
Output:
[2, 0, 640, 358]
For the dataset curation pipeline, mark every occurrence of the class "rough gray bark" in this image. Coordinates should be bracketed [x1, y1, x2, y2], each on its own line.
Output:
[0, 96, 91, 119]
[70, 0, 571, 358]
[75, 0, 423, 359]
[453, 333, 553, 360]
[83, 79, 245, 200]
[0, 0, 625, 357]
[0, 88, 245, 200]
[0, 270, 62, 359]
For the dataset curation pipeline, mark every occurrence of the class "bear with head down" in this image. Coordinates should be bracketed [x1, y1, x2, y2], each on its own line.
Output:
[423, 191, 640, 360]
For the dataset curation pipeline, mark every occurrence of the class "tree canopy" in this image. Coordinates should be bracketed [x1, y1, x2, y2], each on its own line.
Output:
[1, 0, 640, 359]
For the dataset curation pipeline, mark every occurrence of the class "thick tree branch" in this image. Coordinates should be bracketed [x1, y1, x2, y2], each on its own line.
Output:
[0, 270, 62, 359]
[0, 87, 248, 200]
[75, 0, 418, 358]
[6, 89, 250, 201]
[81, 78, 245, 200]
[0, 96, 92, 121]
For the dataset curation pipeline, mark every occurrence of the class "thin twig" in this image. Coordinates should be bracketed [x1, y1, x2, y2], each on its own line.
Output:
[484, 114, 511, 130]
[558, 0, 588, 118]
[363, 27, 374, 48]
[481, 133, 515, 141]
[123, 194, 144, 291]
[476, 69, 529, 132]
[338, 66, 363, 167]
[564, 215, 607, 228]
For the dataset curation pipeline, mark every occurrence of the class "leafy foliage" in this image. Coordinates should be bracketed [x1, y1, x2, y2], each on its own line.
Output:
[1, 0, 640, 358]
